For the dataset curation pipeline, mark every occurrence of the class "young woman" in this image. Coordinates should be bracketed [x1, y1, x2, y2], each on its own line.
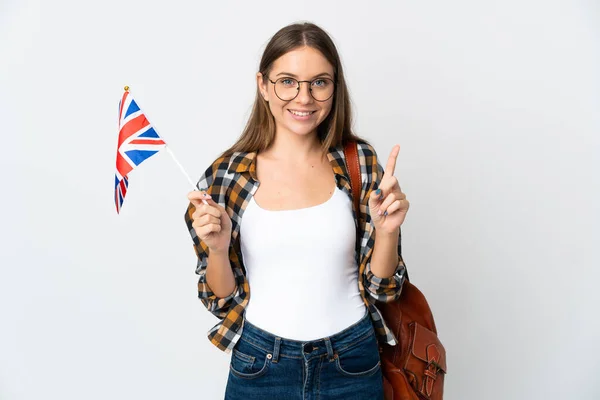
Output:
[185, 22, 409, 399]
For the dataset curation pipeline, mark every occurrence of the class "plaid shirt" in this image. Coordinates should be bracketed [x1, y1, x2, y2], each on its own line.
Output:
[184, 141, 406, 353]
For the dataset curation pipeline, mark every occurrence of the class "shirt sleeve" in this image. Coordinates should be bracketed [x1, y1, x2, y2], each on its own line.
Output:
[362, 145, 407, 303]
[184, 160, 239, 319]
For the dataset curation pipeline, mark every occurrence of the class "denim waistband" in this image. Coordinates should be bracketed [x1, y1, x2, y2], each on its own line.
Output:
[238, 310, 375, 361]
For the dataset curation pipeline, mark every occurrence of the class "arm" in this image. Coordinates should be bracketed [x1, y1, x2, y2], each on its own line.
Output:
[363, 224, 406, 303]
[362, 144, 408, 302]
[205, 248, 236, 298]
[370, 228, 400, 279]
[184, 161, 238, 319]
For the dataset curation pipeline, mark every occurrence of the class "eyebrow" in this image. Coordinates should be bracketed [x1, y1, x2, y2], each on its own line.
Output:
[275, 72, 333, 79]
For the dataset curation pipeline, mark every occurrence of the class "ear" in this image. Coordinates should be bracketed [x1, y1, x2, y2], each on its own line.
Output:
[256, 72, 269, 102]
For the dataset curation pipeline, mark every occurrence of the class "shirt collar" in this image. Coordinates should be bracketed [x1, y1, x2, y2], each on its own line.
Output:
[228, 151, 258, 181]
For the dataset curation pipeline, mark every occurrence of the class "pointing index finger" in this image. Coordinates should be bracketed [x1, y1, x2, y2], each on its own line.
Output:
[384, 145, 400, 177]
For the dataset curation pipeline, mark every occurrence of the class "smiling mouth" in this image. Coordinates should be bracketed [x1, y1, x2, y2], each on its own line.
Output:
[288, 110, 317, 117]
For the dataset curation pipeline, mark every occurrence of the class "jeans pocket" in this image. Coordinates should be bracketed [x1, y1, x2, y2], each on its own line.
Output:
[229, 338, 272, 379]
[334, 331, 381, 378]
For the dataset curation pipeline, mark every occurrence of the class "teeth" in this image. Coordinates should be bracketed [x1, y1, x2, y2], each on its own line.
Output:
[290, 110, 313, 116]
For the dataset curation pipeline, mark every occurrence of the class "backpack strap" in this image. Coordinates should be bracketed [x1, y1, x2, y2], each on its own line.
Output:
[343, 140, 362, 216]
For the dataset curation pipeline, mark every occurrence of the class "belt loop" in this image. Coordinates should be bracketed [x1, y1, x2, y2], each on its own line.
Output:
[273, 337, 282, 363]
[324, 338, 335, 361]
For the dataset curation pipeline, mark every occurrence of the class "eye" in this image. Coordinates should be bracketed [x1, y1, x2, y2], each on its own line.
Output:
[312, 79, 328, 87]
[280, 78, 296, 87]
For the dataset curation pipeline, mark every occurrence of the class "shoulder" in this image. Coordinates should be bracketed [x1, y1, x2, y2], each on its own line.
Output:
[197, 152, 250, 189]
[203, 155, 232, 176]
[356, 141, 378, 162]
[333, 140, 378, 162]
[354, 141, 382, 181]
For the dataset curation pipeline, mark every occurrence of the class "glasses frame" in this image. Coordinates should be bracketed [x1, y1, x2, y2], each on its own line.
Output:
[267, 76, 336, 102]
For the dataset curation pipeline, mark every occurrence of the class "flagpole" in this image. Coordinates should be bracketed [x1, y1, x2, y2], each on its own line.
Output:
[165, 146, 209, 205]
[163, 145, 198, 191]
[124, 85, 207, 204]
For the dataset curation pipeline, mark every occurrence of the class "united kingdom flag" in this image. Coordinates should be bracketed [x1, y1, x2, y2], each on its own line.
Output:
[115, 88, 166, 213]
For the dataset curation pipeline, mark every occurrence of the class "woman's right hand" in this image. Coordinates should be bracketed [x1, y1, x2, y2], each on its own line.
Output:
[187, 191, 232, 254]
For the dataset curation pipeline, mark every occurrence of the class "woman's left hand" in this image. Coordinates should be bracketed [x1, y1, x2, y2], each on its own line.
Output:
[368, 145, 410, 235]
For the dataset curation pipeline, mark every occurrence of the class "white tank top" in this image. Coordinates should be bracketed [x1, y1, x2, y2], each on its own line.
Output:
[240, 185, 367, 341]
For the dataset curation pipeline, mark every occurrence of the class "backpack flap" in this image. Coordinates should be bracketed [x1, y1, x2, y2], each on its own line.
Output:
[406, 322, 447, 399]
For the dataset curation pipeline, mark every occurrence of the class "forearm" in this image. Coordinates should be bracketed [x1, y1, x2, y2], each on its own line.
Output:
[370, 228, 400, 279]
[206, 250, 236, 298]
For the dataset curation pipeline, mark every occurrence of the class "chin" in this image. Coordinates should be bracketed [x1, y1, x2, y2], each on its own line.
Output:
[287, 124, 319, 137]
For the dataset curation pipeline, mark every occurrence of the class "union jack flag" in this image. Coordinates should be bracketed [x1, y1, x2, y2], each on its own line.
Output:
[115, 88, 166, 213]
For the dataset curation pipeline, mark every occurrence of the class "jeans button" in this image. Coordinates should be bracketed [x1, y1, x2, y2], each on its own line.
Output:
[303, 343, 313, 353]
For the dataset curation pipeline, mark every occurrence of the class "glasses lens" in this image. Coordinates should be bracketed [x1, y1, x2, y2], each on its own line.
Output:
[275, 78, 299, 101]
[310, 78, 334, 101]
[274, 77, 335, 101]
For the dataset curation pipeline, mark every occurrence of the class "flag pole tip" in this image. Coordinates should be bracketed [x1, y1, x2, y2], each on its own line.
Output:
[124, 85, 130, 91]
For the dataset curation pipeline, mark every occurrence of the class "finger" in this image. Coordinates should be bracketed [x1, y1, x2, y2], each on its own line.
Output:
[192, 214, 221, 227]
[192, 217, 221, 232]
[193, 201, 222, 220]
[385, 199, 406, 216]
[369, 188, 385, 206]
[383, 144, 400, 177]
[378, 193, 397, 215]
[195, 214, 220, 227]
[386, 190, 406, 201]
[187, 190, 210, 202]
[200, 203, 222, 219]
[378, 175, 400, 194]
[197, 223, 222, 237]
[188, 190, 212, 208]
[203, 195, 228, 213]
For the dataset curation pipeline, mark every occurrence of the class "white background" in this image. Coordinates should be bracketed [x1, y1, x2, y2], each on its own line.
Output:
[1, 1, 598, 399]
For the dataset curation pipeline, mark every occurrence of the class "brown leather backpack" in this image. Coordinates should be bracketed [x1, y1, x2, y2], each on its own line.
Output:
[344, 141, 447, 400]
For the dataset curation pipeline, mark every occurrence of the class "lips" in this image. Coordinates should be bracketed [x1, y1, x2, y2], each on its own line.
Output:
[288, 109, 316, 117]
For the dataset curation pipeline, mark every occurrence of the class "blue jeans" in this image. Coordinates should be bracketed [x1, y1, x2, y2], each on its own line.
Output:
[224, 311, 384, 400]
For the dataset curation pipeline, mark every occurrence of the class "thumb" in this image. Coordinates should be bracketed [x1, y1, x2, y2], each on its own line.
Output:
[187, 190, 210, 208]
[369, 189, 383, 219]
[368, 188, 383, 211]
[203, 195, 227, 215]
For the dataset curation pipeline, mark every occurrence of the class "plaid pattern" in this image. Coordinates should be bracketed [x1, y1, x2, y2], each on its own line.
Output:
[185, 141, 406, 353]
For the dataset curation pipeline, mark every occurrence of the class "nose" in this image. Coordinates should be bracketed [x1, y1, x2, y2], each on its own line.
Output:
[295, 81, 313, 104]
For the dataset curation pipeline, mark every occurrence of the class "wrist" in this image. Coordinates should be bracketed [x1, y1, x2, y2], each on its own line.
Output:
[375, 227, 400, 239]
[209, 247, 229, 257]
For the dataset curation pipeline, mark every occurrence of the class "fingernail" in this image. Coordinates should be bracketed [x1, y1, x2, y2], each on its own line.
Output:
[375, 189, 381, 195]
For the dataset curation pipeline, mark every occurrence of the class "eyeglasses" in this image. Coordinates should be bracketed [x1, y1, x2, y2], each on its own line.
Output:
[268, 76, 335, 102]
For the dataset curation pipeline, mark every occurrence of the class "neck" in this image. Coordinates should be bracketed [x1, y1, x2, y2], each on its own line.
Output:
[263, 128, 324, 163]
